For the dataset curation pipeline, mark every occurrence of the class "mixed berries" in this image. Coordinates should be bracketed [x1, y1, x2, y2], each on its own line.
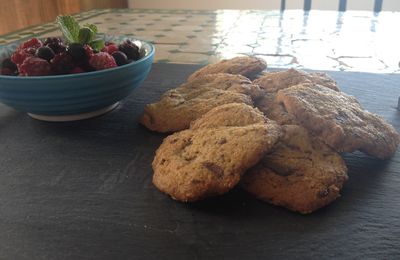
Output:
[1, 37, 141, 76]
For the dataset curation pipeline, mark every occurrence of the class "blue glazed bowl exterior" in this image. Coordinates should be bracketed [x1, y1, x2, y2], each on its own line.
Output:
[0, 38, 154, 115]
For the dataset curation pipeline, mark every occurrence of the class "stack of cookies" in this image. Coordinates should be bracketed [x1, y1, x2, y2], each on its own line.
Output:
[140, 56, 400, 214]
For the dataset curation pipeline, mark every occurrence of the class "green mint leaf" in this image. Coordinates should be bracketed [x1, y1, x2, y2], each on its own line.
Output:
[57, 15, 80, 43]
[84, 24, 98, 35]
[78, 27, 94, 44]
[89, 39, 105, 52]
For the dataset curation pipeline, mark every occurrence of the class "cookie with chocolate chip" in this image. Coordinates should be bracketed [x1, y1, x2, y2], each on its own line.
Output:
[276, 83, 400, 159]
[254, 68, 339, 94]
[187, 56, 267, 81]
[241, 125, 348, 214]
[187, 73, 265, 100]
[152, 124, 277, 202]
[190, 103, 268, 129]
[255, 95, 296, 125]
[140, 73, 263, 133]
[254, 68, 339, 124]
[152, 103, 281, 202]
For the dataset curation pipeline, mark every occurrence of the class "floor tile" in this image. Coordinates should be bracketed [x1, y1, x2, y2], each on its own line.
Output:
[1, 8, 399, 72]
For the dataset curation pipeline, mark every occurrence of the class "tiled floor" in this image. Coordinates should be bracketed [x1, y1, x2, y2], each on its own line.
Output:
[1, 8, 399, 73]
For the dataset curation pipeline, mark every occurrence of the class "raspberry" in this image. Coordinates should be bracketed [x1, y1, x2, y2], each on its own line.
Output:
[84, 45, 94, 58]
[70, 67, 85, 74]
[11, 49, 34, 66]
[101, 44, 119, 55]
[51, 53, 75, 75]
[17, 38, 42, 52]
[89, 52, 117, 71]
[19, 57, 51, 76]
[25, 47, 37, 55]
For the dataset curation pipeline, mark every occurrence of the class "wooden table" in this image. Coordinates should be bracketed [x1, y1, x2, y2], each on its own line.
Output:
[0, 63, 400, 259]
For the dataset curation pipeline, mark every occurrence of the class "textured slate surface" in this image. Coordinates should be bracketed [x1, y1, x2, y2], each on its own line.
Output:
[0, 64, 399, 259]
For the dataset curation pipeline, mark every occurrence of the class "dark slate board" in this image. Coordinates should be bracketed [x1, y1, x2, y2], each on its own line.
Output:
[0, 64, 400, 260]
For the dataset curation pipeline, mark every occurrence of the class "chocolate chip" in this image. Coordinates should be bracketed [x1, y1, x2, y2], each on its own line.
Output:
[317, 189, 329, 198]
[217, 138, 227, 145]
[268, 164, 295, 177]
[170, 138, 178, 144]
[181, 137, 192, 148]
[335, 110, 348, 123]
[191, 179, 203, 184]
[202, 162, 224, 178]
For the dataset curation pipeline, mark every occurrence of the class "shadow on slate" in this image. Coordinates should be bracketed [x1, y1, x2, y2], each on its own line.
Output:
[0, 63, 400, 259]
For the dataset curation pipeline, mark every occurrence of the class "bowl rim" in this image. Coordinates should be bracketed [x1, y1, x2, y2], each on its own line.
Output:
[0, 39, 155, 80]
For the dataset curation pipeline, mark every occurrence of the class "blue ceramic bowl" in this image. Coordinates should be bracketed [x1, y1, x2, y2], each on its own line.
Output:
[0, 36, 154, 121]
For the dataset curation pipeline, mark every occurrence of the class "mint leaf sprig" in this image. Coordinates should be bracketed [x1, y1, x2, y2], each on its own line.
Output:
[56, 15, 105, 52]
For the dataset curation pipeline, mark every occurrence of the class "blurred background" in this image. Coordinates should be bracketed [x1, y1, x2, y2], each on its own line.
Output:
[0, 0, 127, 35]
[130, 0, 400, 11]
[1, 0, 400, 35]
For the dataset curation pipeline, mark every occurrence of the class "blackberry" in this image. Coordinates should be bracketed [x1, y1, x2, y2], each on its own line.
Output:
[35, 46, 55, 61]
[1, 68, 16, 76]
[2, 58, 17, 71]
[43, 37, 62, 46]
[67, 43, 86, 62]
[118, 40, 140, 61]
[111, 51, 128, 66]
[44, 37, 65, 54]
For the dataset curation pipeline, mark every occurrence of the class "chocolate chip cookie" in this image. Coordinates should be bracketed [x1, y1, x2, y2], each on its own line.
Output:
[187, 56, 267, 81]
[255, 95, 296, 125]
[254, 69, 339, 124]
[190, 103, 268, 129]
[241, 125, 348, 214]
[254, 68, 339, 93]
[152, 124, 278, 202]
[276, 83, 400, 159]
[186, 73, 264, 100]
[140, 73, 263, 133]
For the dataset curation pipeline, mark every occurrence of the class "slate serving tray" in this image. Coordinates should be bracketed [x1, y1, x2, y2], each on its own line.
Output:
[0, 64, 399, 259]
